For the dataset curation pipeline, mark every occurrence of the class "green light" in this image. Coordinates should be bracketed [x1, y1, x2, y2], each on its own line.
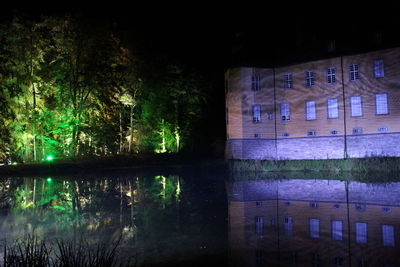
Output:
[46, 155, 54, 161]
[12, 162, 17, 165]
[46, 177, 52, 182]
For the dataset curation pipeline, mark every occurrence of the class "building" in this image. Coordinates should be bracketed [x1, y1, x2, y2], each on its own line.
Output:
[226, 179, 400, 266]
[225, 47, 400, 160]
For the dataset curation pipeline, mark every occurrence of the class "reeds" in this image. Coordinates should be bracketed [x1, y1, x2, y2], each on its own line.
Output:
[2, 235, 132, 267]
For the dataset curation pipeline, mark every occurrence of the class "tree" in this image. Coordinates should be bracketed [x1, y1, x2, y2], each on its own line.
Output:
[138, 60, 206, 153]
[0, 15, 50, 162]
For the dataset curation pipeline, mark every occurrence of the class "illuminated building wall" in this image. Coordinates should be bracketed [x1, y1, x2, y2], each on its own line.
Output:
[226, 179, 400, 266]
[225, 47, 400, 159]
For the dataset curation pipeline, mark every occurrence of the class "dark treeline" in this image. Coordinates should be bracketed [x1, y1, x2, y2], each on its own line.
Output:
[0, 13, 217, 163]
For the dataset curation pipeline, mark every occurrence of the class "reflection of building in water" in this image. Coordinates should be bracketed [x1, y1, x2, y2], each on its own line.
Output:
[227, 179, 400, 266]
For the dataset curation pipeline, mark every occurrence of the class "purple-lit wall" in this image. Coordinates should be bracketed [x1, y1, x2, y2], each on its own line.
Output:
[225, 47, 400, 160]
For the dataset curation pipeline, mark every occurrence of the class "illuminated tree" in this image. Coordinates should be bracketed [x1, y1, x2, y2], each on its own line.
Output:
[0, 16, 50, 161]
[138, 62, 206, 153]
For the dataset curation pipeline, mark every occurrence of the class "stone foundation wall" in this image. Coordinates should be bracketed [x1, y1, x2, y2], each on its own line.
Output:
[226, 133, 400, 160]
[347, 133, 400, 158]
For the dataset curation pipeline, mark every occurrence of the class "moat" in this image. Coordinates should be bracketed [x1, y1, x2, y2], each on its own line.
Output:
[0, 168, 399, 266]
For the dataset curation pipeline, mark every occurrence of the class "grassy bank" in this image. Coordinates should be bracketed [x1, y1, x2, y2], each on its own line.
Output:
[229, 157, 400, 174]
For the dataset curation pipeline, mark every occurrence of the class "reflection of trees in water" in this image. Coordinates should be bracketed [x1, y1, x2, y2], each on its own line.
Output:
[0, 175, 182, 259]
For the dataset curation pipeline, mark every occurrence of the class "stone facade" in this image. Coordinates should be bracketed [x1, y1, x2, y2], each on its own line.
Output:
[225, 47, 400, 160]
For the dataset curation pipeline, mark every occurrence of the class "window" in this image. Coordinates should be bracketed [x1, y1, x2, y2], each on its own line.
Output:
[350, 64, 359, 81]
[284, 73, 293, 89]
[281, 103, 290, 121]
[252, 74, 261, 91]
[356, 222, 367, 244]
[312, 253, 321, 267]
[374, 59, 385, 78]
[332, 220, 343, 241]
[327, 98, 339, 118]
[254, 133, 261, 138]
[350, 96, 362, 116]
[256, 201, 262, 207]
[255, 250, 265, 266]
[382, 224, 395, 247]
[306, 70, 315, 87]
[353, 128, 363, 135]
[310, 202, 318, 208]
[308, 130, 316, 136]
[357, 258, 368, 267]
[309, 219, 320, 238]
[356, 203, 366, 211]
[331, 130, 338, 135]
[255, 216, 264, 236]
[283, 132, 290, 137]
[376, 93, 388, 115]
[378, 127, 388, 132]
[252, 104, 261, 123]
[382, 207, 392, 213]
[327, 67, 336, 84]
[306, 101, 316, 120]
[268, 113, 273, 120]
[284, 217, 293, 236]
[333, 257, 344, 266]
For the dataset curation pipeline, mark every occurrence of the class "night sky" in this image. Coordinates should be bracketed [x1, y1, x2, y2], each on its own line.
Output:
[4, 3, 400, 69]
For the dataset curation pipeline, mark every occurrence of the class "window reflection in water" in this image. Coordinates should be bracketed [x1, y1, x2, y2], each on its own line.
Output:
[226, 179, 400, 267]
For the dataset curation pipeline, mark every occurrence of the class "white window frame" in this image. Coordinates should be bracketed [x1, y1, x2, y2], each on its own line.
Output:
[374, 59, 385, 78]
[356, 222, 367, 244]
[332, 220, 343, 241]
[375, 93, 388, 115]
[281, 103, 291, 121]
[306, 70, 315, 87]
[327, 67, 336, 84]
[327, 98, 339, 119]
[255, 216, 264, 236]
[252, 74, 260, 91]
[284, 73, 293, 89]
[350, 96, 363, 117]
[350, 64, 359, 81]
[309, 218, 320, 238]
[252, 104, 261, 123]
[382, 224, 395, 247]
[284, 216, 293, 236]
[306, 101, 316, 120]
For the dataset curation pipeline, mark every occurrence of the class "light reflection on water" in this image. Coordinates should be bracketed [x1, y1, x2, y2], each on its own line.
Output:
[0, 173, 400, 266]
[0, 174, 227, 266]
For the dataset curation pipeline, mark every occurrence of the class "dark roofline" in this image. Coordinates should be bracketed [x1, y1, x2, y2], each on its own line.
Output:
[227, 45, 400, 71]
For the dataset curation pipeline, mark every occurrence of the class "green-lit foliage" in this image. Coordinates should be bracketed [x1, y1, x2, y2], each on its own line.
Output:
[0, 13, 207, 161]
[138, 62, 206, 153]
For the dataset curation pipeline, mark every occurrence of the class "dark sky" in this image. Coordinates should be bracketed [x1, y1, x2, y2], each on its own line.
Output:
[5, 3, 400, 71]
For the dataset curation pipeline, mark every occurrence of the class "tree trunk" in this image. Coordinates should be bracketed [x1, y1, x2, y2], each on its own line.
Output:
[129, 105, 133, 153]
[119, 109, 123, 153]
[175, 126, 180, 152]
[33, 136, 37, 161]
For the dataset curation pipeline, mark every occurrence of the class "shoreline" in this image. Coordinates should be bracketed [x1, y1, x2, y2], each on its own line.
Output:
[0, 154, 227, 176]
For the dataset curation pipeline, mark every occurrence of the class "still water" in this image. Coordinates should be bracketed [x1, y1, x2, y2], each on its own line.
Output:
[0, 171, 399, 266]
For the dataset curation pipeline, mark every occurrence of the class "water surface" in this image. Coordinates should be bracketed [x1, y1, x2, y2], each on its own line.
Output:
[0, 171, 399, 266]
